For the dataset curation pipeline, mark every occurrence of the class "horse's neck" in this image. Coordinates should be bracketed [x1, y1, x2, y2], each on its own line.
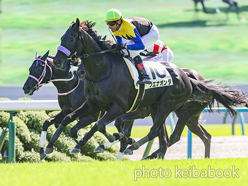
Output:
[52, 73, 78, 94]
[82, 37, 111, 81]
[48, 60, 78, 93]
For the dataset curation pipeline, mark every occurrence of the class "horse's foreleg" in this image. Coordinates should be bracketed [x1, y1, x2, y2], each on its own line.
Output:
[94, 120, 135, 155]
[70, 115, 97, 138]
[71, 102, 123, 154]
[40, 111, 64, 160]
[124, 104, 171, 156]
[71, 124, 98, 153]
[97, 102, 126, 139]
[46, 101, 99, 154]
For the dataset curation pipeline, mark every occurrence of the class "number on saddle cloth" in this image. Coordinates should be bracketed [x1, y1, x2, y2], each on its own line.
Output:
[123, 58, 173, 90]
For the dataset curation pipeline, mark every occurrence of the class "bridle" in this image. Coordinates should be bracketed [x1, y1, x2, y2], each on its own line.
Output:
[56, 24, 130, 83]
[28, 58, 80, 96]
[57, 30, 116, 60]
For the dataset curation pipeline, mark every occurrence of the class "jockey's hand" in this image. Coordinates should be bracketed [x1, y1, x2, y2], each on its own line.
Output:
[116, 43, 127, 51]
[111, 44, 117, 49]
[111, 43, 127, 51]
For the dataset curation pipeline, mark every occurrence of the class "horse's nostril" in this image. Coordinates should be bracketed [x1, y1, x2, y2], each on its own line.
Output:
[23, 86, 30, 92]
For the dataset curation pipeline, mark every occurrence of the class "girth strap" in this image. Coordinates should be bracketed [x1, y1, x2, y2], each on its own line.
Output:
[127, 84, 145, 113]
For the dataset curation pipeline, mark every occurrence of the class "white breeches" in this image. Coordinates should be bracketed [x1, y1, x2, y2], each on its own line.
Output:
[122, 25, 159, 58]
[145, 40, 174, 62]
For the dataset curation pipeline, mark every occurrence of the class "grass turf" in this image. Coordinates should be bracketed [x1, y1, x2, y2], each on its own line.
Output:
[0, 158, 246, 185]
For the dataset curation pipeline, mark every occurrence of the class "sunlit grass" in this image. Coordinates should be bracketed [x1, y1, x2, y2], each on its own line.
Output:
[0, 158, 247, 186]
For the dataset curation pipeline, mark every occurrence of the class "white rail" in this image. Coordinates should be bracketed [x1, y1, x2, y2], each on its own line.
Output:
[0, 100, 60, 111]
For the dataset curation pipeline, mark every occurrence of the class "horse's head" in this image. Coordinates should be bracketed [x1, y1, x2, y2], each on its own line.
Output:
[54, 18, 83, 69]
[23, 50, 52, 95]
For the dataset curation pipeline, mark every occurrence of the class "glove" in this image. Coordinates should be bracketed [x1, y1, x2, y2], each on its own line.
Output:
[111, 43, 126, 51]
[111, 44, 117, 49]
[116, 43, 127, 51]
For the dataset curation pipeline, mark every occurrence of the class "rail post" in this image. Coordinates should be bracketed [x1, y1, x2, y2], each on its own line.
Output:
[7, 111, 17, 163]
[187, 128, 192, 159]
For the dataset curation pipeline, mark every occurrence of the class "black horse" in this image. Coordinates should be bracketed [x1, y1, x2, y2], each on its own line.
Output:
[193, 0, 245, 21]
[23, 51, 117, 160]
[50, 18, 248, 158]
[50, 18, 193, 155]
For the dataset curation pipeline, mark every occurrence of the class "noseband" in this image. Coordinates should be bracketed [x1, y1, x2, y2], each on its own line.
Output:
[57, 31, 84, 59]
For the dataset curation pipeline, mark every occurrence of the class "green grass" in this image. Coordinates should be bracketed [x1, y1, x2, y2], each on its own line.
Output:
[107, 124, 248, 138]
[1, 0, 248, 86]
[0, 159, 247, 185]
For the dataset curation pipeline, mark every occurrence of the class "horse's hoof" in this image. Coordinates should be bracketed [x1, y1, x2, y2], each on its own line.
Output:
[142, 153, 158, 160]
[128, 138, 136, 145]
[142, 156, 149, 160]
[123, 148, 133, 155]
[94, 146, 104, 153]
[40, 153, 47, 160]
[45, 147, 53, 154]
[70, 148, 80, 154]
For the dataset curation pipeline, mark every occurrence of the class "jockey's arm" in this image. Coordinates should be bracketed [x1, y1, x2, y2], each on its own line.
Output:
[116, 28, 145, 51]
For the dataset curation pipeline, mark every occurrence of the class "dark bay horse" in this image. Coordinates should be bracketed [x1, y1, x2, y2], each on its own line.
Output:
[51, 18, 193, 155]
[23, 51, 116, 160]
[50, 18, 248, 157]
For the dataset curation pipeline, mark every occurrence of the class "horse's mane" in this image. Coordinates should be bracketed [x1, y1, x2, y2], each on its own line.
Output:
[69, 20, 122, 57]
[80, 20, 114, 50]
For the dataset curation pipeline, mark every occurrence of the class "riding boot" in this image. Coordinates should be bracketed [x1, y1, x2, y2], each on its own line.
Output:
[133, 55, 152, 85]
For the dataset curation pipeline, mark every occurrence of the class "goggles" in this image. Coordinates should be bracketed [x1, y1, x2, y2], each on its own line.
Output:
[107, 21, 117, 26]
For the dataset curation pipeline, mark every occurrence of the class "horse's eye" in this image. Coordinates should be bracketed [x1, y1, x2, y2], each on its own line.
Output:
[70, 37, 74, 42]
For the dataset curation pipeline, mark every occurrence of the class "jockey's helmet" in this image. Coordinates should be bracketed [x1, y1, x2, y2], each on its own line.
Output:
[105, 9, 123, 22]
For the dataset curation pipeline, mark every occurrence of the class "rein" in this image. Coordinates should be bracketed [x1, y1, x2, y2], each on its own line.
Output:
[57, 29, 118, 83]
[28, 58, 79, 96]
[76, 48, 117, 59]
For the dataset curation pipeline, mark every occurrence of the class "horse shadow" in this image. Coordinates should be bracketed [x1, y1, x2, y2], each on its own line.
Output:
[186, 5, 248, 14]
[157, 5, 248, 28]
[156, 20, 226, 28]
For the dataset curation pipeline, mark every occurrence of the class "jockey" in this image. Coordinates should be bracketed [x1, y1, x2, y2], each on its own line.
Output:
[105, 8, 160, 85]
[140, 40, 174, 63]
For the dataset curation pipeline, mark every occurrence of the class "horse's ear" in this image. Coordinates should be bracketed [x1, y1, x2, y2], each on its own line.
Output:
[41, 50, 49, 61]
[76, 18, 80, 29]
[35, 52, 38, 59]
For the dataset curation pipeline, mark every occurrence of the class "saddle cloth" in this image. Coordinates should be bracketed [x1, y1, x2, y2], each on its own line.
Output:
[123, 58, 173, 90]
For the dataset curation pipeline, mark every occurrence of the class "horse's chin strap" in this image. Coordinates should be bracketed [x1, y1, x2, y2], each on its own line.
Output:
[28, 58, 79, 96]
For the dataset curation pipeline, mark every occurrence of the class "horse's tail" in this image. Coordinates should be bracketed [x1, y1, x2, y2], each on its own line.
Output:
[189, 78, 248, 117]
